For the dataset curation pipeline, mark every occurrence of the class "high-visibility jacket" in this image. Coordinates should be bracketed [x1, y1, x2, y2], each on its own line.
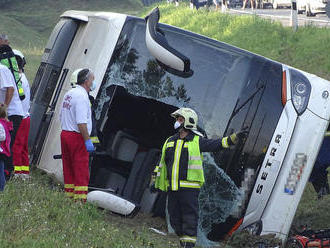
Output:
[155, 132, 232, 191]
[0, 45, 25, 100]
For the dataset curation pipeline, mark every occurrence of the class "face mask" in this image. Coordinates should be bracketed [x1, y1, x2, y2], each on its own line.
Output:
[90, 81, 97, 91]
[174, 121, 182, 129]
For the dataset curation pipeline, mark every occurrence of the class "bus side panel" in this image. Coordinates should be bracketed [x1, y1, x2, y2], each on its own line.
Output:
[29, 19, 78, 163]
[37, 16, 127, 182]
[240, 102, 297, 229]
[260, 109, 328, 240]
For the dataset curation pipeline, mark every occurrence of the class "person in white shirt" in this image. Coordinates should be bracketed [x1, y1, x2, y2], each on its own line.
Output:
[0, 63, 24, 180]
[60, 68, 96, 201]
[11, 49, 31, 178]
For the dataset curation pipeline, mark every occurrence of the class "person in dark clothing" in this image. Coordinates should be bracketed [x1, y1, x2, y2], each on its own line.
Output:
[154, 107, 247, 248]
[309, 132, 330, 199]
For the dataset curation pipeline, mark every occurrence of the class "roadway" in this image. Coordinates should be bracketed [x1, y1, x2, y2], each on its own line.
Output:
[226, 7, 330, 27]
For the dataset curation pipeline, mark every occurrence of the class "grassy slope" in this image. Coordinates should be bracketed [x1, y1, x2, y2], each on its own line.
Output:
[0, 170, 179, 248]
[0, 0, 143, 80]
[0, 1, 330, 247]
[142, 3, 330, 81]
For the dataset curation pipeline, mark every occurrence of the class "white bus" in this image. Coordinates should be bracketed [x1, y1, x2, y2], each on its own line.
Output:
[29, 8, 330, 245]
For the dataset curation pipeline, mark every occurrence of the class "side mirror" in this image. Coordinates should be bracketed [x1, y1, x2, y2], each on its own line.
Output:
[145, 7, 193, 78]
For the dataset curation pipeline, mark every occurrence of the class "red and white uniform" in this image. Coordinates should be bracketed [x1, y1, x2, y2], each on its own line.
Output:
[60, 85, 91, 201]
[13, 73, 31, 175]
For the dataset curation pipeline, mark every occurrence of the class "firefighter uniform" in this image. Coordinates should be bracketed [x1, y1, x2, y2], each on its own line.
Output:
[60, 73, 93, 201]
[154, 108, 243, 248]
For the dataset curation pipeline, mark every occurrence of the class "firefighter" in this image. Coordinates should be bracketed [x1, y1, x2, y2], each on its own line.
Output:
[12, 49, 30, 178]
[59, 68, 96, 201]
[154, 107, 247, 248]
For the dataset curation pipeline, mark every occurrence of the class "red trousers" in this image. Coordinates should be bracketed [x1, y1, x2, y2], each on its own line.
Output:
[60, 130, 89, 201]
[13, 117, 30, 174]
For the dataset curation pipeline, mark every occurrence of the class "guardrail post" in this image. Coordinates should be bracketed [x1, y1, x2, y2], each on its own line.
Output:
[291, 0, 298, 31]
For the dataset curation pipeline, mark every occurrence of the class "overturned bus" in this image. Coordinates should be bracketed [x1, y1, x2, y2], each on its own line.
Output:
[29, 8, 330, 245]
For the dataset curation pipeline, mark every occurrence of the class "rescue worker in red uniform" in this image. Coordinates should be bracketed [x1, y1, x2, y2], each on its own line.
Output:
[59, 68, 96, 201]
[154, 108, 247, 248]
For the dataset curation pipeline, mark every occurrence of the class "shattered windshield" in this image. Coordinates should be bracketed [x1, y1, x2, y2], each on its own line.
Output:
[94, 18, 283, 245]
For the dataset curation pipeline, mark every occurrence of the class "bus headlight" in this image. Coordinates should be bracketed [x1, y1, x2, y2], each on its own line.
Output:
[290, 69, 311, 115]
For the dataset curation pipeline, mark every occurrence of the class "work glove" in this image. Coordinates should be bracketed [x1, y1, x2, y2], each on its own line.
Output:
[228, 127, 249, 145]
[85, 139, 95, 152]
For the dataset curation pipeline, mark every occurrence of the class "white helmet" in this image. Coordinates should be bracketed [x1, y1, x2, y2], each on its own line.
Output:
[171, 107, 198, 130]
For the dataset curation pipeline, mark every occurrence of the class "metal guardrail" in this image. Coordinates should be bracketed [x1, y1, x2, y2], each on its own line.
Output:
[141, 0, 164, 6]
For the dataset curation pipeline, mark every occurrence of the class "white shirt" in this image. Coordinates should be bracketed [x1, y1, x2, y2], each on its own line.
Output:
[0, 64, 24, 116]
[0, 122, 5, 142]
[20, 73, 30, 118]
[60, 85, 92, 135]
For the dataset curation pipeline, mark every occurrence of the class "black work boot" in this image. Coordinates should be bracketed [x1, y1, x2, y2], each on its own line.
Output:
[180, 242, 195, 248]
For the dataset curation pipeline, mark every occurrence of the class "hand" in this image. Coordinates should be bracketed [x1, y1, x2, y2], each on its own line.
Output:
[236, 127, 249, 141]
[229, 127, 249, 145]
[85, 139, 95, 152]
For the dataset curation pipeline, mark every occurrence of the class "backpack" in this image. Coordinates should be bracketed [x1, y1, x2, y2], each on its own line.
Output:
[0, 45, 25, 100]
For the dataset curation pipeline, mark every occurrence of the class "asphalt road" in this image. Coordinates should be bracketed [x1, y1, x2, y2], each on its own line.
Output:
[227, 7, 330, 27]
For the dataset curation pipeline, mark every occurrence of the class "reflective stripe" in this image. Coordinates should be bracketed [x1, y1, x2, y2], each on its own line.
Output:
[184, 143, 188, 148]
[14, 166, 22, 171]
[64, 184, 75, 189]
[159, 163, 165, 168]
[180, 235, 197, 243]
[180, 181, 201, 188]
[222, 137, 229, 148]
[172, 140, 183, 191]
[75, 186, 88, 191]
[188, 164, 203, 170]
[166, 142, 174, 148]
[157, 172, 160, 176]
[189, 156, 201, 161]
[73, 194, 87, 200]
[21, 166, 29, 172]
[90, 136, 100, 144]
[325, 131, 330, 137]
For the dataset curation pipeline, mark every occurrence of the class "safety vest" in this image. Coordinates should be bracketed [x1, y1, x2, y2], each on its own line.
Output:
[154, 135, 204, 192]
[0, 46, 25, 100]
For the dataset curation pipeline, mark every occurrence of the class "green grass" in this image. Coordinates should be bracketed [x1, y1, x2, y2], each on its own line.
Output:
[292, 174, 330, 230]
[0, 170, 180, 248]
[1, 2, 330, 246]
[1, 0, 144, 80]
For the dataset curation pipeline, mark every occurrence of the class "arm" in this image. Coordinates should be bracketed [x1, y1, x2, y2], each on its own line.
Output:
[4, 87, 14, 106]
[77, 123, 90, 141]
[199, 133, 238, 152]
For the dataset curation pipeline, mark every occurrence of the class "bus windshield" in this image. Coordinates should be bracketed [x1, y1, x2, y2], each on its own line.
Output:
[94, 18, 283, 243]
